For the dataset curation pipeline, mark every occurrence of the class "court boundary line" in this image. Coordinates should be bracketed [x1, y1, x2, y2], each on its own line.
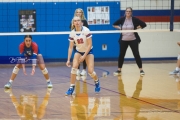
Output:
[84, 81, 180, 114]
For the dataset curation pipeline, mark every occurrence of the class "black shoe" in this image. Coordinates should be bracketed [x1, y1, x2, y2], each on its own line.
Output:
[140, 70, 145, 76]
[169, 70, 179, 75]
[113, 70, 121, 76]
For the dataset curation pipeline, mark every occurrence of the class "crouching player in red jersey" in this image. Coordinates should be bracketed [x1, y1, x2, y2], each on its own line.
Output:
[4, 35, 53, 89]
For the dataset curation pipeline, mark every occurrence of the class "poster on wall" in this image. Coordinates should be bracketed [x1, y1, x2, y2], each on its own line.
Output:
[87, 6, 110, 25]
[19, 10, 36, 32]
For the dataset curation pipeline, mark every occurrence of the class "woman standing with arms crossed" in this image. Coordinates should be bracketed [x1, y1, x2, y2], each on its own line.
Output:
[113, 7, 146, 76]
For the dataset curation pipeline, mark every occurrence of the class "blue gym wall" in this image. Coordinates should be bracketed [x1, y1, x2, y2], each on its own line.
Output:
[0, 2, 120, 61]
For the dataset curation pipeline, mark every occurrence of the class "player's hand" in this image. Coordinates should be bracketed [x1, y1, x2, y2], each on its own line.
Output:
[66, 60, 71, 67]
[31, 66, 36, 75]
[31, 69, 35, 75]
[137, 25, 141, 29]
[22, 64, 27, 75]
[79, 56, 85, 63]
[113, 25, 121, 30]
[177, 42, 180, 46]
[25, 57, 29, 63]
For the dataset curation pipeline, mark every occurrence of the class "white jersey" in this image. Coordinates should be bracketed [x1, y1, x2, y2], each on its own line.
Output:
[68, 26, 93, 52]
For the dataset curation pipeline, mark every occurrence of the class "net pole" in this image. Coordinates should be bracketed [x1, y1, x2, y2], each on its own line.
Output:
[170, 0, 174, 31]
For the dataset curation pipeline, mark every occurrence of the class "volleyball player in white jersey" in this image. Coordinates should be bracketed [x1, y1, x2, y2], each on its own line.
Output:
[70, 8, 89, 76]
[65, 16, 100, 95]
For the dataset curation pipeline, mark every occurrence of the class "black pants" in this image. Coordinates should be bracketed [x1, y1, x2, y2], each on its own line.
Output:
[118, 40, 142, 68]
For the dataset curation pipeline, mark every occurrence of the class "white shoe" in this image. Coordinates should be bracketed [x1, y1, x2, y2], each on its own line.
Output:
[4, 82, 12, 89]
[80, 70, 87, 76]
[47, 81, 53, 88]
[169, 70, 179, 75]
[76, 69, 81, 76]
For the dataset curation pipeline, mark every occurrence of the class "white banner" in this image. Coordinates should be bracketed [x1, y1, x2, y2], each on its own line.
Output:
[87, 6, 110, 25]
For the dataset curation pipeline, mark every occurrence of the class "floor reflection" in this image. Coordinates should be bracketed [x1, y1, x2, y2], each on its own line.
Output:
[4, 88, 52, 120]
[114, 76, 147, 120]
[70, 77, 110, 119]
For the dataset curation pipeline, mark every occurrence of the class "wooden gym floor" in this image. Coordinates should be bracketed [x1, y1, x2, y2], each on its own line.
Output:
[0, 61, 180, 120]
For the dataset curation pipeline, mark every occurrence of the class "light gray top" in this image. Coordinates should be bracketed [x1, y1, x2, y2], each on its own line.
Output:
[122, 17, 136, 41]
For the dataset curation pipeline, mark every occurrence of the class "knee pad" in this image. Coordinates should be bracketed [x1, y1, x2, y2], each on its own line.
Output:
[12, 66, 20, 74]
[42, 68, 48, 74]
[71, 68, 78, 75]
[177, 54, 180, 60]
[88, 71, 96, 78]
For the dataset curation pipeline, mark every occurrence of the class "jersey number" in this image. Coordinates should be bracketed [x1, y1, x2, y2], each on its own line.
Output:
[77, 38, 84, 44]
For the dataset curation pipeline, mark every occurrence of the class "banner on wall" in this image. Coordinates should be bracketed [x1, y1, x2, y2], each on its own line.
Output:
[87, 6, 110, 25]
[19, 10, 36, 32]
